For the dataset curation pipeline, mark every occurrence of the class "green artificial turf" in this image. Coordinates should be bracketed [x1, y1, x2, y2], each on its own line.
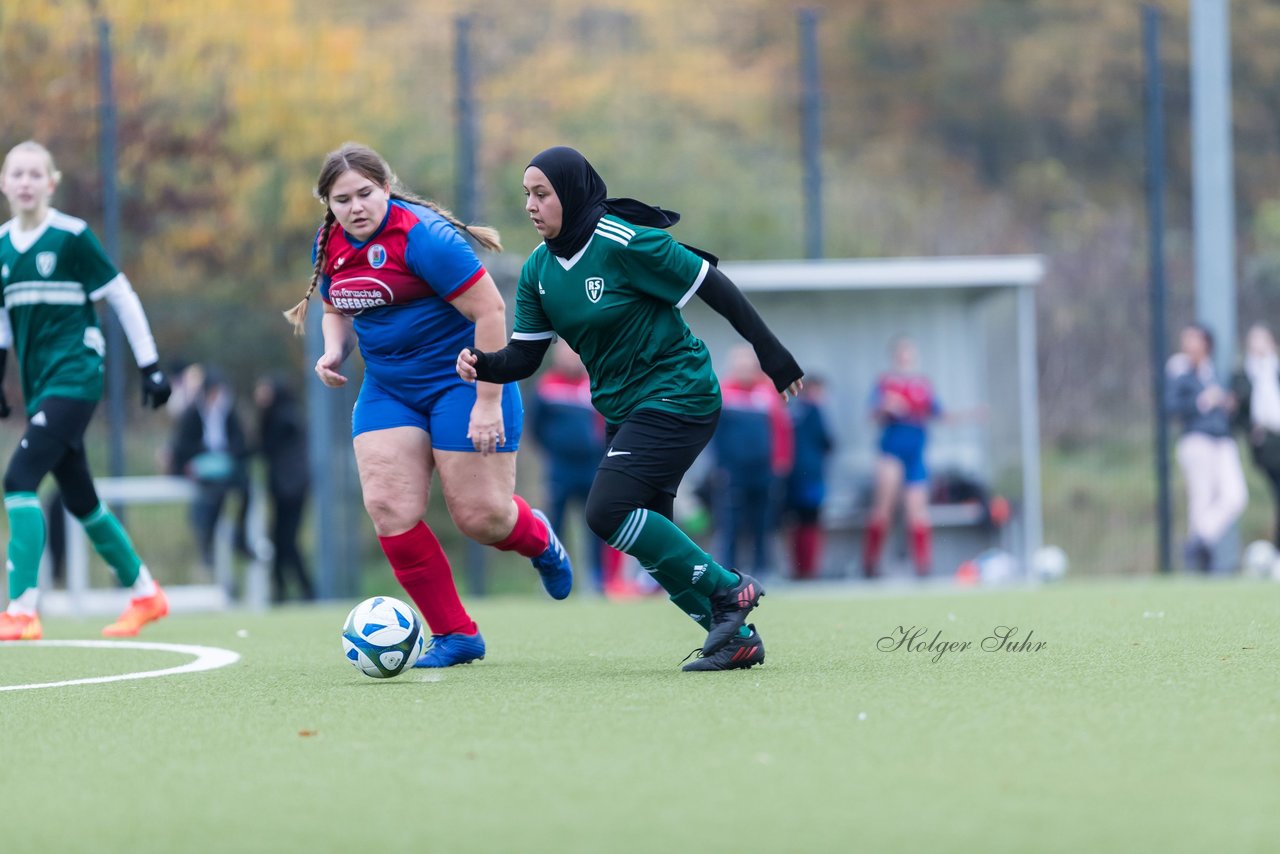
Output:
[2, 578, 1277, 854]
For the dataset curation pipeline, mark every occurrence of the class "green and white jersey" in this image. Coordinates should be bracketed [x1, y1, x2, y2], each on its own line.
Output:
[513, 215, 719, 425]
[0, 210, 116, 413]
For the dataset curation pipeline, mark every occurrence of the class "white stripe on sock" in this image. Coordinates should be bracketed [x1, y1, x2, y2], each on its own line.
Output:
[131, 564, 157, 598]
[615, 508, 648, 552]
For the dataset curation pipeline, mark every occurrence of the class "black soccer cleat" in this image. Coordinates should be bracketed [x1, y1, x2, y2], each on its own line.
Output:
[701, 572, 765, 656]
[682, 624, 765, 672]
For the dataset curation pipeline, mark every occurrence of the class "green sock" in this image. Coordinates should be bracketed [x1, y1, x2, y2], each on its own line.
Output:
[668, 589, 713, 631]
[607, 509, 738, 596]
[639, 561, 714, 631]
[649, 574, 750, 638]
[5, 492, 45, 601]
[79, 503, 143, 587]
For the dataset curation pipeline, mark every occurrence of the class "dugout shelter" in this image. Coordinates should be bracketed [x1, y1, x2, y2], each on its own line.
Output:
[681, 255, 1046, 579]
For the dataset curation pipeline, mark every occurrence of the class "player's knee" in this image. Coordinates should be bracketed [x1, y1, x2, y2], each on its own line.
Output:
[452, 499, 509, 543]
[362, 493, 419, 536]
[4, 456, 43, 496]
[584, 495, 629, 544]
[54, 474, 101, 518]
[61, 490, 100, 520]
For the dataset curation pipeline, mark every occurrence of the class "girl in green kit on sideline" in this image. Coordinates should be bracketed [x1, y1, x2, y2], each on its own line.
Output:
[0, 141, 172, 641]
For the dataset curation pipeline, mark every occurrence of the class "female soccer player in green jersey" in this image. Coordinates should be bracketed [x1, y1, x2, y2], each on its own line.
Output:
[458, 146, 804, 671]
[0, 141, 173, 641]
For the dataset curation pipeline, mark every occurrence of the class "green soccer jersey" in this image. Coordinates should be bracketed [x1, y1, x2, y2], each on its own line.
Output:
[0, 210, 117, 413]
[513, 215, 720, 425]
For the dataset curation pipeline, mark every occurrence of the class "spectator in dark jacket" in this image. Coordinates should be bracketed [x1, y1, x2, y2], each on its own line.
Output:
[1231, 324, 1280, 547]
[255, 374, 314, 602]
[785, 375, 834, 579]
[169, 367, 251, 572]
[1165, 323, 1246, 571]
[713, 346, 794, 578]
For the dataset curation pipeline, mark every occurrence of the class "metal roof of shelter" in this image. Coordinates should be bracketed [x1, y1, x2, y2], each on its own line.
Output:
[718, 255, 1046, 292]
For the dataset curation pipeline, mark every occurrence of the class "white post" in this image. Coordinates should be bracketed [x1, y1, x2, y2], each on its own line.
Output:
[1017, 285, 1044, 572]
[1190, 0, 1236, 376]
[1190, 0, 1238, 572]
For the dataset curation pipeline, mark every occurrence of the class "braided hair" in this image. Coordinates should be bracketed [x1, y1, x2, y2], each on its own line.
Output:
[283, 142, 501, 334]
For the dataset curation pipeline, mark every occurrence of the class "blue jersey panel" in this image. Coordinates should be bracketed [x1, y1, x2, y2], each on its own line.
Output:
[354, 302, 475, 398]
[313, 201, 485, 401]
[400, 203, 484, 298]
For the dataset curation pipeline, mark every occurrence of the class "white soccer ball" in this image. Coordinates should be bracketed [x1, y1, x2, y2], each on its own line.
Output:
[975, 548, 1019, 584]
[341, 596, 426, 678]
[1241, 540, 1277, 580]
[1030, 545, 1069, 583]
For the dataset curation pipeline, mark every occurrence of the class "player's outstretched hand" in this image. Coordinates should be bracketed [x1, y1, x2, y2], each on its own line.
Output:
[457, 348, 479, 383]
[315, 351, 347, 388]
[781, 378, 804, 403]
[140, 363, 172, 409]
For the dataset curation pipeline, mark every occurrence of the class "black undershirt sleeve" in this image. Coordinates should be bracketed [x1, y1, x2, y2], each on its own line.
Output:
[695, 265, 804, 392]
[469, 337, 552, 384]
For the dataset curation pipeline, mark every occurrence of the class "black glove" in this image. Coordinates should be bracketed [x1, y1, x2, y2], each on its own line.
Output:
[140, 363, 172, 409]
[0, 349, 10, 418]
[758, 343, 804, 394]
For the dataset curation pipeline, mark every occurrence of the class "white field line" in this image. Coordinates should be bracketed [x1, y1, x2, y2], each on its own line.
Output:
[0, 640, 240, 692]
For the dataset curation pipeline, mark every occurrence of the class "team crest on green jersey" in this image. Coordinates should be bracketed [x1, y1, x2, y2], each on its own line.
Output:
[36, 252, 56, 278]
[585, 277, 604, 303]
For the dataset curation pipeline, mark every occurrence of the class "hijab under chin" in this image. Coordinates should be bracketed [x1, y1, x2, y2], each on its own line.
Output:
[530, 146, 681, 259]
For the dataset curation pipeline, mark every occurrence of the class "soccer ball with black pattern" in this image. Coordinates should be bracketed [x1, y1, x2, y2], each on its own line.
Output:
[341, 596, 426, 678]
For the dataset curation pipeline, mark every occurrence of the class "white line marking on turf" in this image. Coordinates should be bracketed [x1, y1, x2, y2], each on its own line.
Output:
[0, 640, 240, 692]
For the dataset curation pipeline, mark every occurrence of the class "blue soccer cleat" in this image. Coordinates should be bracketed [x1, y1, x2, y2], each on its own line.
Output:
[530, 509, 573, 600]
[414, 631, 486, 668]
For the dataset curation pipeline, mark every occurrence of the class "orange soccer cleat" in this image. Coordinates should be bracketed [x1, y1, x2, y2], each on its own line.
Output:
[0, 611, 43, 641]
[102, 586, 169, 638]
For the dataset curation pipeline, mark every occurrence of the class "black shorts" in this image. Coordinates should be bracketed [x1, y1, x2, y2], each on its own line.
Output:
[24, 396, 98, 449]
[5, 397, 102, 513]
[601, 407, 720, 496]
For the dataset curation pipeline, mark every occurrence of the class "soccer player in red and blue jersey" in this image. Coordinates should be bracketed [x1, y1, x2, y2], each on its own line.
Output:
[459, 146, 804, 671]
[864, 336, 942, 578]
[284, 143, 572, 668]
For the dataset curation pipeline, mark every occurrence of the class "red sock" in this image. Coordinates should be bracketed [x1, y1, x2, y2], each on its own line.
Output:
[793, 523, 821, 579]
[910, 522, 932, 576]
[601, 546, 624, 587]
[863, 516, 887, 577]
[378, 522, 476, 636]
[492, 495, 549, 558]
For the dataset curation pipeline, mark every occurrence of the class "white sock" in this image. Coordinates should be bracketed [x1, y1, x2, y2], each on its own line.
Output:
[131, 565, 157, 598]
[6, 587, 39, 615]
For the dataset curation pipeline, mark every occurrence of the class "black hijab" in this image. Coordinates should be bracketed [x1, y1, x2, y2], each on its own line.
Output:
[529, 146, 682, 259]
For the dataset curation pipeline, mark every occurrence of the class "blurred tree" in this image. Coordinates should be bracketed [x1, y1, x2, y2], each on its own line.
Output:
[2, 0, 1280, 439]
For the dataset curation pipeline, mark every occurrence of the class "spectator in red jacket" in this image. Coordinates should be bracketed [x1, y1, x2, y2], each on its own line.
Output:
[529, 341, 622, 593]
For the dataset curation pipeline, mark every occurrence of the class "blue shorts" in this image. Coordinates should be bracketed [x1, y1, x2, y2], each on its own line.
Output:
[352, 374, 523, 452]
[879, 425, 928, 484]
